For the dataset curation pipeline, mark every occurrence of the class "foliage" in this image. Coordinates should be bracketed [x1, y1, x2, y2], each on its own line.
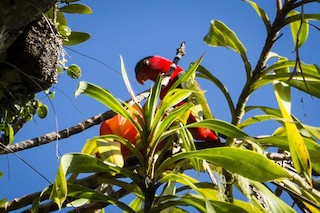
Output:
[48, 0, 320, 209]
[2, 0, 320, 212]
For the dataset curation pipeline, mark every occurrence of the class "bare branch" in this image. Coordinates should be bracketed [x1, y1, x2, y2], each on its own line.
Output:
[0, 90, 150, 155]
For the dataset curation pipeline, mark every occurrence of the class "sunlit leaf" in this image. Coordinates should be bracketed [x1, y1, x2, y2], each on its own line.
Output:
[239, 114, 283, 129]
[186, 119, 253, 142]
[251, 181, 295, 213]
[67, 184, 135, 213]
[245, 0, 271, 31]
[67, 64, 81, 79]
[129, 196, 143, 212]
[120, 55, 136, 102]
[288, 11, 309, 48]
[274, 82, 312, 184]
[96, 138, 124, 168]
[257, 135, 320, 174]
[197, 65, 235, 118]
[58, 25, 71, 37]
[204, 20, 251, 76]
[204, 20, 246, 54]
[63, 31, 91, 46]
[50, 153, 142, 207]
[50, 163, 67, 209]
[37, 104, 48, 119]
[75, 81, 141, 135]
[59, 3, 92, 14]
[157, 147, 290, 182]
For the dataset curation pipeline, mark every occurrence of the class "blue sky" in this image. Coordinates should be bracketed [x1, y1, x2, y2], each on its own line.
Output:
[1, 1, 319, 212]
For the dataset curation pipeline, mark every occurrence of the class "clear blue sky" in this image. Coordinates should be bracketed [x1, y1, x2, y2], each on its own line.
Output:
[1, 1, 319, 212]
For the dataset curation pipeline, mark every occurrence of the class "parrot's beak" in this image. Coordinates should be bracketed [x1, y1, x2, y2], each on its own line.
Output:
[136, 72, 146, 85]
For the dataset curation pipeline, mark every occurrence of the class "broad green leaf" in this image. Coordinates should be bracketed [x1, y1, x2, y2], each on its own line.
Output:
[97, 135, 145, 166]
[63, 31, 91, 46]
[233, 200, 265, 213]
[257, 135, 320, 174]
[75, 81, 141, 134]
[245, 0, 271, 31]
[67, 184, 135, 213]
[197, 65, 235, 118]
[154, 194, 248, 213]
[156, 147, 290, 182]
[129, 197, 143, 212]
[303, 124, 320, 140]
[50, 163, 67, 209]
[59, 3, 92, 14]
[239, 114, 283, 129]
[274, 82, 312, 184]
[204, 20, 251, 77]
[50, 153, 142, 207]
[145, 74, 163, 131]
[59, 25, 71, 37]
[262, 60, 320, 77]
[204, 20, 246, 54]
[170, 55, 204, 93]
[283, 13, 320, 26]
[186, 119, 253, 142]
[288, 11, 309, 48]
[96, 138, 124, 167]
[253, 60, 320, 97]
[151, 93, 192, 144]
[67, 64, 81, 79]
[37, 104, 48, 119]
[5, 124, 14, 144]
[251, 181, 295, 213]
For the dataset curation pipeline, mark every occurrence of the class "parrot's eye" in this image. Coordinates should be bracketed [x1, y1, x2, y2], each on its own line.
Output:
[144, 59, 149, 66]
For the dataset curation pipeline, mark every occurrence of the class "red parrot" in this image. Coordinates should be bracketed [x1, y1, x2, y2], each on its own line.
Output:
[135, 56, 219, 142]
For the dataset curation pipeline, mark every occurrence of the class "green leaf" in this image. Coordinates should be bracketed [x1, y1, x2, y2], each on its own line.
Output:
[204, 20, 251, 78]
[257, 135, 320, 175]
[288, 11, 309, 48]
[59, 3, 92, 14]
[63, 31, 91, 46]
[204, 20, 246, 54]
[245, 0, 271, 31]
[50, 162, 67, 210]
[67, 64, 81, 79]
[50, 153, 142, 208]
[120, 55, 136, 101]
[67, 184, 135, 213]
[37, 104, 48, 119]
[197, 65, 235, 118]
[157, 147, 290, 182]
[58, 25, 71, 37]
[5, 124, 14, 144]
[129, 197, 143, 212]
[186, 119, 254, 142]
[239, 114, 283, 129]
[151, 101, 192, 146]
[75, 81, 141, 134]
[251, 181, 295, 213]
[274, 81, 312, 184]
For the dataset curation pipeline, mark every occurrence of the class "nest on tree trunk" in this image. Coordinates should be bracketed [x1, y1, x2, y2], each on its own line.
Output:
[0, 15, 62, 143]
[3, 16, 61, 94]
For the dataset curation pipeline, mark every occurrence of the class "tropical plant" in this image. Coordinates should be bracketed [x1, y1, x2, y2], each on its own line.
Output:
[1, 1, 320, 212]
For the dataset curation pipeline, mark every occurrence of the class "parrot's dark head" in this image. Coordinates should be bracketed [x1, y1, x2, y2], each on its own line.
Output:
[135, 56, 153, 85]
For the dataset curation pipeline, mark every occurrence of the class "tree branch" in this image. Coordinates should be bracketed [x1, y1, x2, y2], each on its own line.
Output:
[0, 90, 150, 155]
